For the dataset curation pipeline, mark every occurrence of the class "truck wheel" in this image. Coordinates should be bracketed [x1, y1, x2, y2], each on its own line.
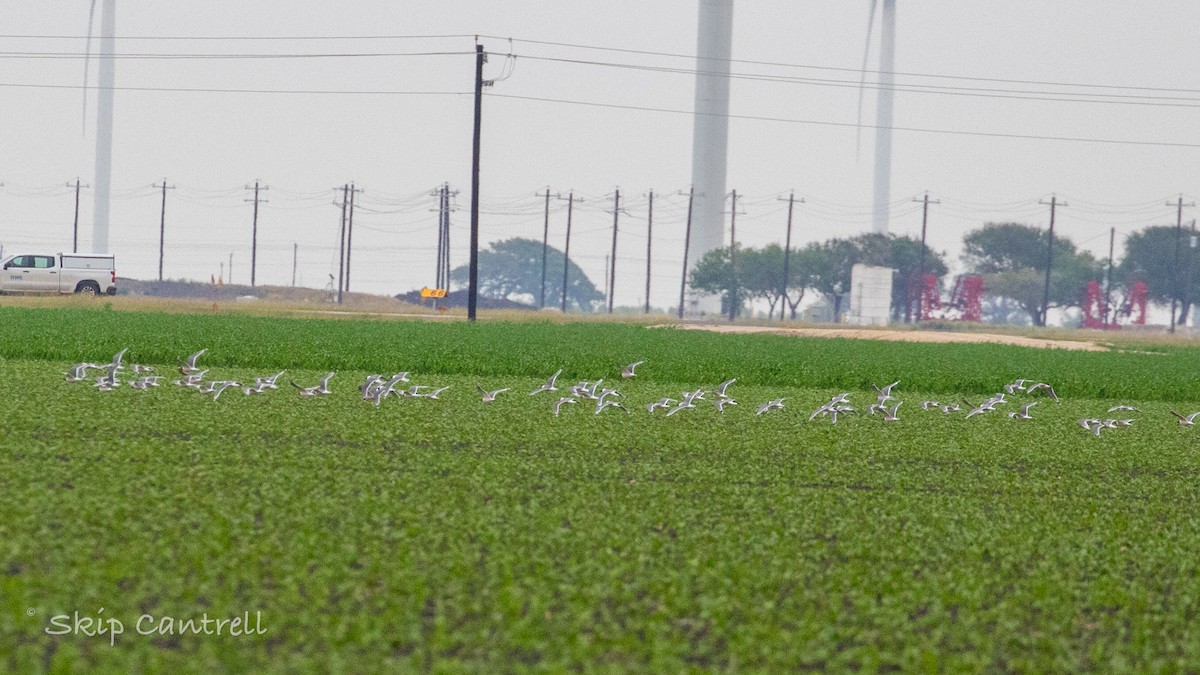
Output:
[75, 282, 100, 296]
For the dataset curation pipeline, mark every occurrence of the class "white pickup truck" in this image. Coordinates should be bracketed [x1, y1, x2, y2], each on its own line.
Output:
[0, 252, 117, 296]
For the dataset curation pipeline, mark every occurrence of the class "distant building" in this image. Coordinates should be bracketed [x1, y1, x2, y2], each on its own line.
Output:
[846, 264, 894, 326]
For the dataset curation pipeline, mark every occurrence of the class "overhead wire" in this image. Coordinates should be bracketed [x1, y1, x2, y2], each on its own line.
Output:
[478, 35, 1200, 96]
[485, 93, 1200, 149]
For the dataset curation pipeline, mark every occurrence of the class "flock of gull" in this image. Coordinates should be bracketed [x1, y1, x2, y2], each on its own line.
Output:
[63, 349, 1200, 435]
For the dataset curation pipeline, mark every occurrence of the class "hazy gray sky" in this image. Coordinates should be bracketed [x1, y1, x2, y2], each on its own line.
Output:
[2, 1, 1198, 311]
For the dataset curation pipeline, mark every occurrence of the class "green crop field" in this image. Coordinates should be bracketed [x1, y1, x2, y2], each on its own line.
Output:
[2, 305, 1200, 672]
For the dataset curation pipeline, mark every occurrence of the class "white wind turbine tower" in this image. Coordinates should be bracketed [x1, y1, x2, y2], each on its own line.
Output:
[84, 0, 116, 254]
[686, 0, 734, 315]
[859, 0, 897, 235]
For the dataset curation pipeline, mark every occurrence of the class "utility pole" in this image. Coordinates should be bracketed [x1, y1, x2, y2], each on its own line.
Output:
[228, 252, 233, 285]
[678, 187, 695, 319]
[468, 43, 489, 322]
[1168, 196, 1194, 333]
[292, 242, 298, 287]
[913, 192, 939, 322]
[245, 181, 268, 288]
[337, 184, 348, 304]
[154, 179, 174, 281]
[777, 191, 805, 321]
[607, 188, 621, 314]
[442, 185, 451, 292]
[728, 189, 738, 322]
[430, 182, 457, 301]
[1038, 195, 1066, 327]
[344, 183, 361, 294]
[558, 191, 579, 313]
[444, 186, 454, 293]
[538, 187, 552, 308]
[69, 179, 88, 254]
[1104, 227, 1115, 327]
[430, 183, 456, 309]
[644, 190, 654, 315]
[433, 184, 445, 292]
[433, 185, 444, 292]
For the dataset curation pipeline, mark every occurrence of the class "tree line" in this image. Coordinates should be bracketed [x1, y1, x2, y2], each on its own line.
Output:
[452, 222, 1199, 326]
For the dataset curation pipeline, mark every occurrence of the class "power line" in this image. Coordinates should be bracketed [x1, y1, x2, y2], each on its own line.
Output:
[8, 30, 1199, 97]
[509, 54, 1200, 108]
[0, 33, 478, 41]
[479, 35, 1200, 96]
[12, 45, 1194, 107]
[0, 82, 471, 96]
[0, 50, 474, 60]
[486, 92, 1200, 149]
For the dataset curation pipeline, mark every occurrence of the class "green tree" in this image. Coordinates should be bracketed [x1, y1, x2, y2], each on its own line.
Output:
[740, 244, 787, 316]
[450, 237, 603, 312]
[688, 235, 945, 322]
[689, 244, 833, 320]
[782, 245, 828, 320]
[961, 222, 1103, 326]
[805, 234, 947, 322]
[805, 239, 858, 322]
[688, 244, 747, 318]
[1117, 225, 1200, 324]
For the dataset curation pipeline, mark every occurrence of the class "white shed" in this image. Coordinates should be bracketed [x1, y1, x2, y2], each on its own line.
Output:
[847, 264, 894, 326]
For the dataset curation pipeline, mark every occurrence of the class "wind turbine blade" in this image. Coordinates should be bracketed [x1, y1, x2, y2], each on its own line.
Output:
[855, 0, 879, 159]
[83, 0, 97, 136]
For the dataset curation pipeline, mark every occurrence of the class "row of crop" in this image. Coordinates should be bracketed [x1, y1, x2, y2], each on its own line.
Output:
[0, 306, 1196, 402]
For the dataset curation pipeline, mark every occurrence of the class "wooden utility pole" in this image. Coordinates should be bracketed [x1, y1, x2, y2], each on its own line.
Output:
[1038, 195, 1065, 327]
[777, 191, 805, 321]
[1168, 196, 1194, 333]
[430, 182, 456, 305]
[344, 183, 360, 294]
[644, 190, 654, 315]
[539, 187, 551, 308]
[913, 192, 939, 322]
[468, 43, 488, 321]
[432, 183, 445, 292]
[245, 181, 268, 287]
[607, 189, 621, 314]
[433, 184, 445, 293]
[728, 189, 738, 322]
[442, 185, 452, 291]
[69, 179, 88, 253]
[559, 191, 578, 312]
[154, 179, 174, 281]
[337, 184, 348, 304]
[678, 187, 695, 319]
[1104, 227, 1115, 327]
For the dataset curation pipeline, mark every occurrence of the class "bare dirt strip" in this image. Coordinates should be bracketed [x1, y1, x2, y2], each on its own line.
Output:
[663, 324, 1108, 352]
